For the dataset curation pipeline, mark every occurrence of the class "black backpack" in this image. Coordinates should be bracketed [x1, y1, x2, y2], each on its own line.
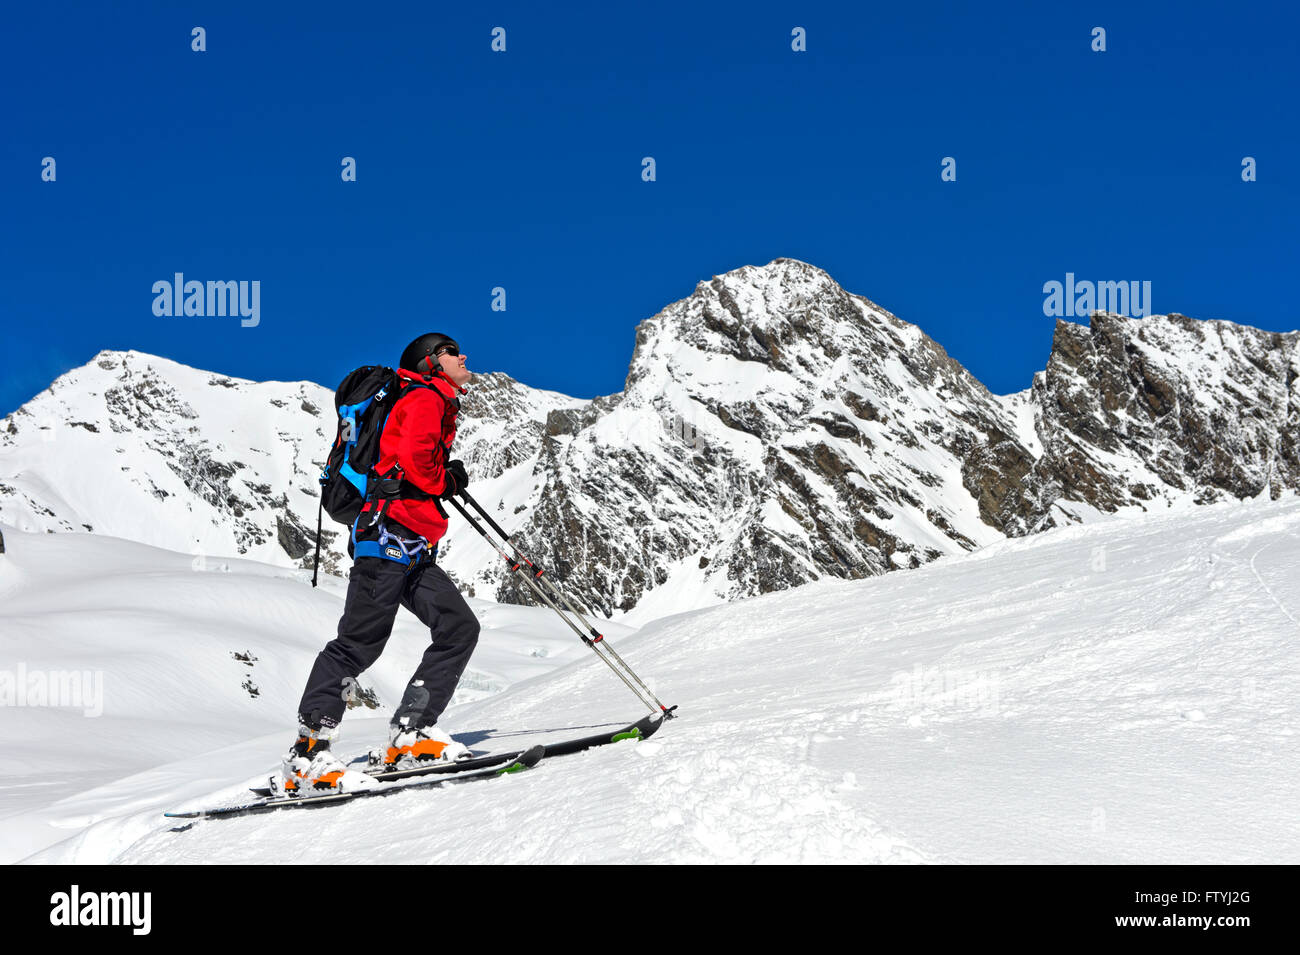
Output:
[311, 366, 428, 585]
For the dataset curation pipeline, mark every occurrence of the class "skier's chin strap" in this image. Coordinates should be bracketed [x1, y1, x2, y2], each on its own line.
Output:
[419, 356, 467, 395]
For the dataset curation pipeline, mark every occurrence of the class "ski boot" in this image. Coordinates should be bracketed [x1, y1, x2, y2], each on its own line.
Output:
[275, 723, 379, 796]
[375, 721, 472, 769]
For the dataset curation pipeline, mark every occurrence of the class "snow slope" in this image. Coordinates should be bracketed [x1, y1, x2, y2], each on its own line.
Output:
[5, 495, 1299, 864]
[0, 525, 629, 864]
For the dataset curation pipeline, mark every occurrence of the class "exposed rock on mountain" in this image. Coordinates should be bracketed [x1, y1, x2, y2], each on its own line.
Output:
[1023, 312, 1299, 527]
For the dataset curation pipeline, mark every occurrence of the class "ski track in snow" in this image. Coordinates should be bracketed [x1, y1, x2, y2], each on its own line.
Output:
[4, 496, 1300, 864]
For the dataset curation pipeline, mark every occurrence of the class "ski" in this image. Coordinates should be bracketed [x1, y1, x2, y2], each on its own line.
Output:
[538, 711, 663, 758]
[377, 711, 663, 779]
[165, 744, 544, 827]
[246, 712, 664, 795]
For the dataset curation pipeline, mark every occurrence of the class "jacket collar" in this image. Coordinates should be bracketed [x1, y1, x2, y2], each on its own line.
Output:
[397, 366, 464, 398]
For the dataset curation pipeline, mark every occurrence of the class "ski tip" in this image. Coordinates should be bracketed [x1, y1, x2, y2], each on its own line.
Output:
[635, 711, 670, 739]
[602, 712, 669, 746]
[495, 744, 546, 774]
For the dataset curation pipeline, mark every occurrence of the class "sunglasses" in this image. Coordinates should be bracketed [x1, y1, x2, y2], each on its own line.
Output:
[421, 344, 462, 376]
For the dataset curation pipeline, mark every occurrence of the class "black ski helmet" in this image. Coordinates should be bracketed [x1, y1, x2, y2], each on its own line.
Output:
[399, 332, 460, 380]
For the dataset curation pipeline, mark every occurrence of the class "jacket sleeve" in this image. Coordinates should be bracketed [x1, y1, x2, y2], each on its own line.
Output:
[390, 389, 449, 496]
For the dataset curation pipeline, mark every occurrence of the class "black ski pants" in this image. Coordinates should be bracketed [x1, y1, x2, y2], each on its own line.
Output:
[297, 538, 480, 733]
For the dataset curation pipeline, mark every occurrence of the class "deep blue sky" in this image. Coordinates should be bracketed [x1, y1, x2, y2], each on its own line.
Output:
[3, 1, 1297, 416]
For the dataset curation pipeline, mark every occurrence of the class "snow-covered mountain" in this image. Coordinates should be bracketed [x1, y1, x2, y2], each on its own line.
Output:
[0, 351, 578, 584]
[6, 495, 1298, 864]
[1016, 311, 1300, 525]
[0, 351, 339, 569]
[3, 259, 1297, 619]
[502, 259, 1030, 618]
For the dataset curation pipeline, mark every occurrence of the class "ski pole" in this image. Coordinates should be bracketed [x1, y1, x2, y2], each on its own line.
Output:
[446, 496, 663, 717]
[444, 495, 673, 719]
[455, 489, 675, 719]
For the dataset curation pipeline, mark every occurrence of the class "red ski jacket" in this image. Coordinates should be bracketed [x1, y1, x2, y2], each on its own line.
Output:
[359, 368, 464, 545]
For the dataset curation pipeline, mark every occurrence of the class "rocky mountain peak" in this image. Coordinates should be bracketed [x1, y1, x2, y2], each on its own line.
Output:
[1028, 310, 1299, 517]
[629, 258, 882, 387]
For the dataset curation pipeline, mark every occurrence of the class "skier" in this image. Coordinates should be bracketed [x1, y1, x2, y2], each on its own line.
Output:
[279, 333, 478, 793]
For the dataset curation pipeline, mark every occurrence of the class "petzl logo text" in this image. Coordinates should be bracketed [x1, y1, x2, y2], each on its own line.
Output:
[49, 885, 152, 935]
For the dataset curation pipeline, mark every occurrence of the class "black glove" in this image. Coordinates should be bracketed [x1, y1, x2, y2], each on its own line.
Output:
[440, 459, 469, 499]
